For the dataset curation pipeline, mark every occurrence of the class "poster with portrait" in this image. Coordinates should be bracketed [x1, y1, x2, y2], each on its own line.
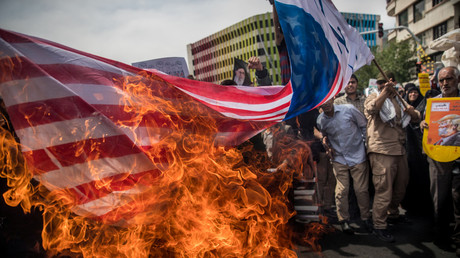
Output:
[233, 58, 252, 86]
[423, 97, 460, 162]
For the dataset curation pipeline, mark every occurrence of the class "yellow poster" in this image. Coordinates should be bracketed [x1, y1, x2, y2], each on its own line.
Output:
[418, 73, 430, 96]
[423, 97, 460, 162]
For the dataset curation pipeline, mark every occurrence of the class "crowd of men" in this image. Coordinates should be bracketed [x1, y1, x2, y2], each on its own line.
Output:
[214, 2, 460, 253]
[256, 4, 460, 253]
[262, 66, 460, 255]
[222, 49, 460, 254]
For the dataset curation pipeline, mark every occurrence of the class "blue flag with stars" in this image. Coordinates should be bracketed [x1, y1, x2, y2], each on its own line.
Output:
[275, 0, 374, 120]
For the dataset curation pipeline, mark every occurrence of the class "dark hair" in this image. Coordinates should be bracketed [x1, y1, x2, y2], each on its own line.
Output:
[220, 79, 237, 86]
[425, 89, 441, 99]
[404, 83, 416, 92]
[350, 74, 358, 84]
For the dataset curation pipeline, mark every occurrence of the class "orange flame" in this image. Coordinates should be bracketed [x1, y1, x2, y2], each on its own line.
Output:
[0, 63, 330, 256]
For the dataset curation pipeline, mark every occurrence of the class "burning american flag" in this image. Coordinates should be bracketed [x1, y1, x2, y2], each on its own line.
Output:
[0, 0, 372, 256]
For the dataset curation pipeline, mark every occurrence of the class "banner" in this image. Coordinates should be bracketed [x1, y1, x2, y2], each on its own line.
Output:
[132, 57, 189, 78]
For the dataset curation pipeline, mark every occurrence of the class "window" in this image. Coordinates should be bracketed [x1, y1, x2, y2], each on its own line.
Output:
[432, 0, 443, 7]
[417, 31, 426, 45]
[258, 48, 265, 56]
[413, 0, 425, 23]
[398, 9, 408, 27]
[433, 21, 447, 40]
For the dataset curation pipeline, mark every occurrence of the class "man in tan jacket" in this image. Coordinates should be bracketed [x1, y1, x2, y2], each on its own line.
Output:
[364, 72, 420, 242]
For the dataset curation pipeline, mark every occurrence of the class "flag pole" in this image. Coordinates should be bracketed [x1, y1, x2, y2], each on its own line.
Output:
[372, 59, 408, 108]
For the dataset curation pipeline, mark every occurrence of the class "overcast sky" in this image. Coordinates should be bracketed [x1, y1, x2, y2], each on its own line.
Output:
[0, 0, 395, 65]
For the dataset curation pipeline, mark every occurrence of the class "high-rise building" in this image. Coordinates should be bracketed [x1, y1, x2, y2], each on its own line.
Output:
[187, 12, 381, 85]
[386, 0, 460, 63]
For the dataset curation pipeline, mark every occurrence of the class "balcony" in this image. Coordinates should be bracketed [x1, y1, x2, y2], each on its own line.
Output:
[386, 0, 396, 16]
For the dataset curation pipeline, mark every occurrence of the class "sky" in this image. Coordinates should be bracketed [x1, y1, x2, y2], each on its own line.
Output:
[0, 0, 395, 65]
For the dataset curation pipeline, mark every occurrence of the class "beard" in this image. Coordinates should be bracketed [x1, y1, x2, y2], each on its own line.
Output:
[234, 75, 245, 86]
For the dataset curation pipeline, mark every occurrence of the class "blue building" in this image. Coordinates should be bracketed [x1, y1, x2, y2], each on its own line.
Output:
[342, 12, 381, 48]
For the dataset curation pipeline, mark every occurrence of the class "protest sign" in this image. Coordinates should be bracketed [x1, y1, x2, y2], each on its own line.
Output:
[418, 73, 430, 96]
[423, 97, 460, 162]
[132, 57, 189, 78]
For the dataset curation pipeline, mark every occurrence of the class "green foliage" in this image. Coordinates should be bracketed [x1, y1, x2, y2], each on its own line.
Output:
[355, 41, 416, 91]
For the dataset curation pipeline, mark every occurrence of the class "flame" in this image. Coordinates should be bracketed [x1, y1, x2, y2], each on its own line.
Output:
[0, 63, 330, 256]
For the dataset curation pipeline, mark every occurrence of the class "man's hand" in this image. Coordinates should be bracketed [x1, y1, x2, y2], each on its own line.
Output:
[420, 120, 429, 131]
[248, 56, 263, 71]
[404, 104, 420, 121]
[404, 105, 416, 116]
[381, 81, 396, 98]
[322, 136, 334, 160]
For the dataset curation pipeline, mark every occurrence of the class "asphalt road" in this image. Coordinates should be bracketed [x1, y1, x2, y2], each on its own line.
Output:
[295, 214, 457, 258]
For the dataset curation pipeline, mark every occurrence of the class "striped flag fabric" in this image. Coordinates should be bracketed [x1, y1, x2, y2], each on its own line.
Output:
[0, 1, 372, 223]
[0, 29, 283, 223]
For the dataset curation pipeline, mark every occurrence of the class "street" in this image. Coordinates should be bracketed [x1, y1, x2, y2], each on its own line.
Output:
[296, 213, 457, 258]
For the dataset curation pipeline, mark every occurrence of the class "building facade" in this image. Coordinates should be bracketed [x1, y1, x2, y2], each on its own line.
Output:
[342, 12, 382, 47]
[187, 12, 381, 85]
[187, 13, 279, 85]
[386, 0, 460, 63]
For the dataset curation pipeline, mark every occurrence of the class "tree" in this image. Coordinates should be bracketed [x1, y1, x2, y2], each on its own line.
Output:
[355, 41, 416, 92]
